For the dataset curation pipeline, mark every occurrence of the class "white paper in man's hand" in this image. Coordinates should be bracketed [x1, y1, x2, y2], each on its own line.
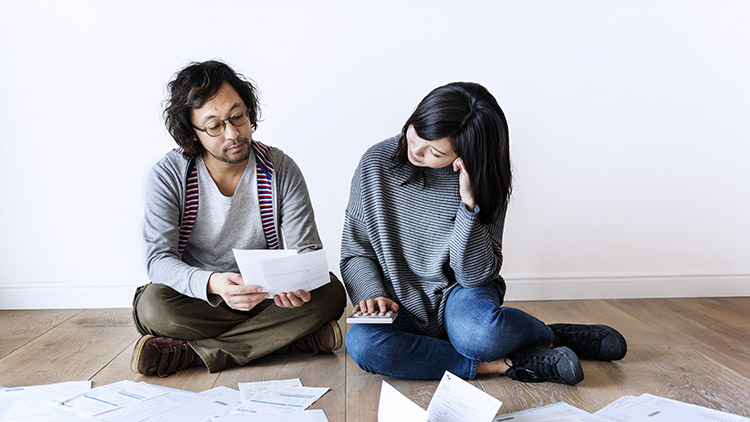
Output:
[232, 249, 296, 288]
[233, 249, 330, 296]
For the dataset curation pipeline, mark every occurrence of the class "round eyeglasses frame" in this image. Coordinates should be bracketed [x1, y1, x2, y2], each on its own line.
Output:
[193, 109, 251, 137]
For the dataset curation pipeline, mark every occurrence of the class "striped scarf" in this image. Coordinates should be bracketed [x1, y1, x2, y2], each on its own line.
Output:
[175, 140, 279, 254]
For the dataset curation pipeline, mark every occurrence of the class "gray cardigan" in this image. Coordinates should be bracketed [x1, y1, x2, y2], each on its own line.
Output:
[144, 146, 322, 303]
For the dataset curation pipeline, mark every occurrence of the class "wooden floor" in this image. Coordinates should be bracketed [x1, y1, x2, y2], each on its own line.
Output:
[1, 297, 749, 420]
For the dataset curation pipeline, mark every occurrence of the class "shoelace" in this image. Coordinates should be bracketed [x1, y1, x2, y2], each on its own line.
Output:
[505, 354, 562, 383]
[557, 325, 604, 358]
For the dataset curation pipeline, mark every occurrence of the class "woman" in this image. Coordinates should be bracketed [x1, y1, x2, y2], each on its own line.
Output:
[340, 82, 626, 384]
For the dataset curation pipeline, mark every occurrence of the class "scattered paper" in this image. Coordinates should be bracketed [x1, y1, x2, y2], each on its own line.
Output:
[3, 378, 747, 422]
[494, 402, 591, 421]
[582, 393, 749, 422]
[233, 379, 328, 415]
[427, 371, 503, 422]
[233, 249, 330, 295]
[141, 386, 241, 422]
[54, 380, 165, 417]
[0, 381, 90, 400]
[377, 372, 502, 422]
[238, 379, 303, 392]
[95, 387, 199, 422]
[0, 381, 90, 421]
[377, 381, 428, 422]
[214, 408, 328, 421]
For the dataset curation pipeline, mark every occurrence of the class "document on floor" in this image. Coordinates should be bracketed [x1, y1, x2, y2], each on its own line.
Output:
[95, 384, 201, 422]
[233, 379, 329, 415]
[582, 393, 750, 422]
[0, 381, 90, 421]
[493, 402, 590, 421]
[139, 386, 241, 422]
[377, 381, 428, 422]
[377, 371, 502, 422]
[53, 380, 166, 418]
[214, 408, 328, 421]
[427, 371, 503, 422]
[233, 249, 330, 296]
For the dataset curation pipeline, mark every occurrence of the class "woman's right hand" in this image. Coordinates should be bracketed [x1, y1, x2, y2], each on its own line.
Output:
[354, 296, 399, 314]
[453, 157, 476, 212]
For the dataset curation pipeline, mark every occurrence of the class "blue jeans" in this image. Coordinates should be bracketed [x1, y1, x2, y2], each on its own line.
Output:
[346, 284, 554, 379]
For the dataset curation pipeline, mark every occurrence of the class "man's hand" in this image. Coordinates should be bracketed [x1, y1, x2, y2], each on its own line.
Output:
[207, 272, 268, 311]
[273, 290, 312, 308]
[353, 296, 399, 314]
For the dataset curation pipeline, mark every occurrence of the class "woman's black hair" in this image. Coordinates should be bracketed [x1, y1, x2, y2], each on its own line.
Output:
[163, 60, 261, 158]
[394, 82, 512, 224]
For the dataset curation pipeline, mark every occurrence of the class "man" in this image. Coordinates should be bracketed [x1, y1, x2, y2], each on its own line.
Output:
[131, 60, 346, 377]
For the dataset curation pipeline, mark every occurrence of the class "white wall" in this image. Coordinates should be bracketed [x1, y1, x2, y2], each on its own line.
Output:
[1, 0, 748, 309]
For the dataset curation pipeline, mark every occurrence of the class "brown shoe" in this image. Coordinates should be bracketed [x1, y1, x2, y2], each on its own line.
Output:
[289, 320, 343, 355]
[131, 335, 197, 377]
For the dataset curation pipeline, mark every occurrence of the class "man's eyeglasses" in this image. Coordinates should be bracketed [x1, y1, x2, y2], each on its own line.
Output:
[194, 109, 250, 137]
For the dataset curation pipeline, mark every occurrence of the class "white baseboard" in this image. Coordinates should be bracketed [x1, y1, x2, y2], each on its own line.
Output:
[1, 273, 748, 310]
[0, 281, 141, 310]
[503, 273, 750, 301]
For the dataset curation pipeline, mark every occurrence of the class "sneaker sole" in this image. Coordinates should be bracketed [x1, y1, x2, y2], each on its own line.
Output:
[329, 320, 343, 352]
[130, 334, 155, 374]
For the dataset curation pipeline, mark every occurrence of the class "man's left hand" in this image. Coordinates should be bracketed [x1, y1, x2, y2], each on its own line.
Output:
[273, 290, 311, 308]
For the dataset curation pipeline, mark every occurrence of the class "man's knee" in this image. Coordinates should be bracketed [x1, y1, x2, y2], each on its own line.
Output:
[132, 283, 191, 337]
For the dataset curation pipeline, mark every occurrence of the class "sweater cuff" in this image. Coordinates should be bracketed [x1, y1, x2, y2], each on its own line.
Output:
[352, 289, 391, 306]
[458, 203, 480, 217]
[191, 269, 217, 304]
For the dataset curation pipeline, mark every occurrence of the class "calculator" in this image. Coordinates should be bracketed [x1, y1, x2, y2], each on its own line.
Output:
[346, 310, 398, 324]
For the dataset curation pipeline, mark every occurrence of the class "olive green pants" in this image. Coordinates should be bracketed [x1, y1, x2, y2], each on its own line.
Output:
[132, 274, 346, 372]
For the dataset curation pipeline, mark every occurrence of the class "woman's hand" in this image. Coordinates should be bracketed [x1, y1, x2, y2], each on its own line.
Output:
[453, 158, 476, 212]
[353, 296, 399, 314]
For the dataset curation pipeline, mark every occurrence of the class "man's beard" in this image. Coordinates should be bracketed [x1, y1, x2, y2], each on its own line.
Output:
[207, 139, 251, 164]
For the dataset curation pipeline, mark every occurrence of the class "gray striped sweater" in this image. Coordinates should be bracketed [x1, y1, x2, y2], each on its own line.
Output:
[340, 136, 507, 337]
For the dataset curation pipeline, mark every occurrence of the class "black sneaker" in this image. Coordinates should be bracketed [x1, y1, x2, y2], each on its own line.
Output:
[549, 323, 627, 361]
[505, 345, 583, 385]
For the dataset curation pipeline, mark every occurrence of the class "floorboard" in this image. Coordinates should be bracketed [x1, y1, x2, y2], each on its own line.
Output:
[1, 297, 748, 420]
[609, 298, 750, 379]
[0, 309, 81, 358]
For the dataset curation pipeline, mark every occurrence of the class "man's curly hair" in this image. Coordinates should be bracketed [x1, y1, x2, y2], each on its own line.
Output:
[163, 60, 261, 158]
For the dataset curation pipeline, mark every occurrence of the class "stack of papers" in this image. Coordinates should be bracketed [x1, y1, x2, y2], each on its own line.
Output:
[489, 394, 749, 422]
[0, 378, 329, 422]
[0, 381, 91, 421]
[376, 371, 748, 422]
[231, 378, 329, 417]
[582, 393, 749, 422]
[492, 402, 590, 421]
[3, 375, 748, 422]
